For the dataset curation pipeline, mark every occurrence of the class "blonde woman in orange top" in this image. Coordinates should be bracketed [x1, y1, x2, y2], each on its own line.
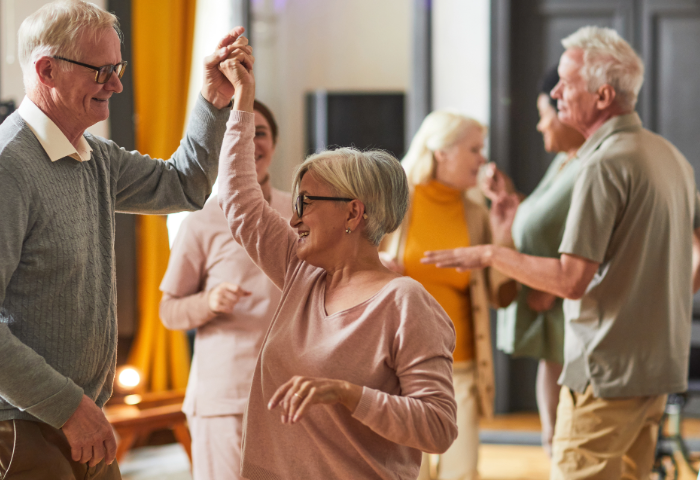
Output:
[382, 111, 515, 480]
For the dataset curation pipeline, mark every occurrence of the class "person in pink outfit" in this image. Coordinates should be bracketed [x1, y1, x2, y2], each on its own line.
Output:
[214, 45, 458, 479]
[159, 99, 291, 480]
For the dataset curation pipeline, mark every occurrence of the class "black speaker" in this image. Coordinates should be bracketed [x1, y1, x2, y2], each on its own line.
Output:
[306, 91, 405, 160]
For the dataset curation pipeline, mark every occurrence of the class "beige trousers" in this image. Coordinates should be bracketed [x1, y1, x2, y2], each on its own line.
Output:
[418, 362, 480, 480]
[187, 413, 244, 480]
[551, 384, 667, 480]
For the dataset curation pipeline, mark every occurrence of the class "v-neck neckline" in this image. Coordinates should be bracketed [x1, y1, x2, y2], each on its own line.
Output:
[317, 273, 402, 319]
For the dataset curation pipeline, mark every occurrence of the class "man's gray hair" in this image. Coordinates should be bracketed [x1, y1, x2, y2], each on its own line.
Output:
[292, 148, 409, 246]
[18, 0, 121, 85]
[562, 26, 644, 111]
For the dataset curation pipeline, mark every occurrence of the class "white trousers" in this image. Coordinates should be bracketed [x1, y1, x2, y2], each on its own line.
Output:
[418, 362, 480, 480]
[186, 413, 244, 480]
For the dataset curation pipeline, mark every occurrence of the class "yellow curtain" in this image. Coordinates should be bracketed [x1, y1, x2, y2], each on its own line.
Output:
[128, 0, 197, 392]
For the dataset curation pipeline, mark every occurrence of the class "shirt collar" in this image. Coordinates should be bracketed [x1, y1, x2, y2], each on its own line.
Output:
[17, 96, 93, 162]
[576, 112, 643, 162]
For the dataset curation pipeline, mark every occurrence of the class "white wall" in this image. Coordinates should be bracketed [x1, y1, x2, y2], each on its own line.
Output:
[251, 0, 412, 191]
[0, 0, 109, 138]
[432, 0, 491, 126]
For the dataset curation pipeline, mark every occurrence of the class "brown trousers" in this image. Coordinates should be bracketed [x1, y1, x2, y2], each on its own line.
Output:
[551, 385, 667, 480]
[0, 419, 121, 480]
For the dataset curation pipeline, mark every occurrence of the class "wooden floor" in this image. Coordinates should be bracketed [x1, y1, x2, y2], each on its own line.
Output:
[478, 414, 700, 480]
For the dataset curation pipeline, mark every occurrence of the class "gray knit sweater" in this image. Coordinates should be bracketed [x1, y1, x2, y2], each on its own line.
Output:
[0, 95, 229, 428]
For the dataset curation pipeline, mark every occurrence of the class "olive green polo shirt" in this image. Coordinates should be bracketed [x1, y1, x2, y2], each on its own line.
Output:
[559, 113, 700, 398]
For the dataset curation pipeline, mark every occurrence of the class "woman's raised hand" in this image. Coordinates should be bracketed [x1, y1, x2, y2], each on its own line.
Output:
[218, 36, 255, 111]
[489, 192, 519, 246]
[268, 376, 362, 424]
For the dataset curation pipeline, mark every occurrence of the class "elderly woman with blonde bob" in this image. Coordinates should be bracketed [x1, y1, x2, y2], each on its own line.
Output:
[215, 47, 458, 480]
[382, 111, 515, 480]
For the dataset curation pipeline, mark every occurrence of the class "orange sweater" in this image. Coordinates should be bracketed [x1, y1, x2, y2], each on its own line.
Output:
[404, 181, 474, 362]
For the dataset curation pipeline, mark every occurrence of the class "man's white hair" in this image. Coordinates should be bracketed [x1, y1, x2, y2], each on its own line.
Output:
[562, 26, 644, 111]
[18, 0, 121, 87]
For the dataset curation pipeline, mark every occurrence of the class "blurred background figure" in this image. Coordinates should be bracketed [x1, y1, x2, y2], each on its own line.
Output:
[159, 100, 291, 480]
[482, 68, 585, 457]
[382, 111, 515, 480]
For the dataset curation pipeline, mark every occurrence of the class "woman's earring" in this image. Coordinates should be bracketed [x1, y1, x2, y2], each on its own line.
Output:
[345, 228, 352, 234]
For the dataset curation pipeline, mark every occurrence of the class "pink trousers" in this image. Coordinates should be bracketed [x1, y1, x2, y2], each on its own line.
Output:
[187, 413, 244, 480]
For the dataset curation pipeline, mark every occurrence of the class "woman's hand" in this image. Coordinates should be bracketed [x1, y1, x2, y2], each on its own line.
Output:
[489, 192, 519, 246]
[268, 376, 363, 424]
[217, 38, 256, 112]
[207, 282, 251, 314]
[526, 289, 557, 312]
[481, 163, 512, 200]
[201, 27, 248, 109]
[421, 245, 492, 272]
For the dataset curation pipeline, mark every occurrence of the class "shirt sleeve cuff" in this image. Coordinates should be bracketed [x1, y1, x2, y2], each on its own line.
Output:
[192, 93, 232, 130]
[351, 386, 377, 424]
[25, 379, 84, 429]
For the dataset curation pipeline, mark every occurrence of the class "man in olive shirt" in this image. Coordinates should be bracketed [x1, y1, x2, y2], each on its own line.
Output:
[423, 26, 700, 479]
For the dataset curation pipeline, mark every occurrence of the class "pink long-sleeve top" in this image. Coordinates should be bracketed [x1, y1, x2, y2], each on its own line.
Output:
[218, 111, 458, 480]
[159, 192, 291, 416]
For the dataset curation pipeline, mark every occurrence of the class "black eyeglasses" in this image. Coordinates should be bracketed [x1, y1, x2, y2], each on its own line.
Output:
[52, 56, 127, 84]
[294, 194, 353, 218]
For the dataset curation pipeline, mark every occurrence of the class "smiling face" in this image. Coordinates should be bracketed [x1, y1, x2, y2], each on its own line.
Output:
[254, 110, 275, 183]
[290, 172, 348, 266]
[433, 126, 486, 190]
[550, 49, 601, 136]
[51, 27, 123, 133]
[536, 93, 586, 154]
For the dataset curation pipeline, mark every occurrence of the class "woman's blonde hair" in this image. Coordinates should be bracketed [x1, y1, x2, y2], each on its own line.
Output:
[19, 0, 121, 86]
[291, 148, 409, 246]
[402, 111, 485, 187]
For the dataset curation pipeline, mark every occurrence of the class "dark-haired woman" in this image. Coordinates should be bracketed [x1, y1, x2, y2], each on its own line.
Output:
[159, 100, 291, 480]
[483, 68, 585, 456]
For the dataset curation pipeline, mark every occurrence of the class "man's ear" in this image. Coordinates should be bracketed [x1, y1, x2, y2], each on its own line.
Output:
[595, 84, 616, 110]
[35, 57, 58, 87]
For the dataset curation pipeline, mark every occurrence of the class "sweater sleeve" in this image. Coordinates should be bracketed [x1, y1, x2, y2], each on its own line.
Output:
[112, 94, 230, 214]
[159, 211, 218, 330]
[217, 111, 299, 289]
[0, 168, 83, 428]
[160, 291, 217, 331]
[352, 290, 458, 454]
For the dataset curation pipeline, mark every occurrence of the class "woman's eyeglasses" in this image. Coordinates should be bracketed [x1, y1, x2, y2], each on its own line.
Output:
[52, 56, 128, 84]
[293, 194, 353, 218]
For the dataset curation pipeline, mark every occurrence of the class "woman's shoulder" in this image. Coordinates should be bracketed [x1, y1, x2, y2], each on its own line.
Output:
[379, 276, 451, 313]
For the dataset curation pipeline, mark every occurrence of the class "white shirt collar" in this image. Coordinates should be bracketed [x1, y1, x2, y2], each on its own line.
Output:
[17, 96, 93, 162]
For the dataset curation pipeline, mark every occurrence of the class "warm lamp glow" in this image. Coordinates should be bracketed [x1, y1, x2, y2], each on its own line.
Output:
[124, 394, 142, 405]
[117, 367, 141, 389]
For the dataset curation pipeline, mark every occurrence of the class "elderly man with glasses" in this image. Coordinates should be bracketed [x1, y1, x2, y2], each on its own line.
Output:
[0, 1, 250, 478]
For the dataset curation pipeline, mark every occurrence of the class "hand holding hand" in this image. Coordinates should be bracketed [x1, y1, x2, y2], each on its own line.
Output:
[526, 289, 557, 312]
[61, 395, 117, 467]
[217, 39, 255, 112]
[421, 245, 491, 272]
[268, 376, 362, 424]
[201, 27, 250, 109]
[207, 282, 252, 314]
